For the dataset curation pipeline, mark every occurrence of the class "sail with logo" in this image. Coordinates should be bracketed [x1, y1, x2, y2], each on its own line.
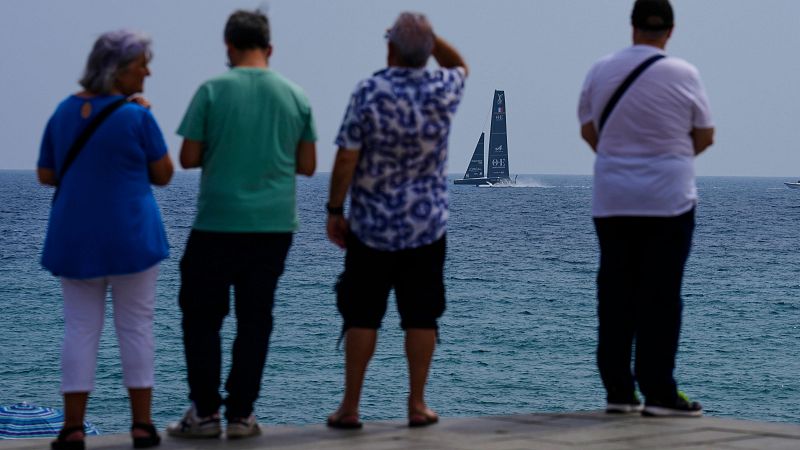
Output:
[454, 90, 514, 186]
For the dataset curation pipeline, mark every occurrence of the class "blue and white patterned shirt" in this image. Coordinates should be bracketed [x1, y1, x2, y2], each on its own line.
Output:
[336, 67, 466, 251]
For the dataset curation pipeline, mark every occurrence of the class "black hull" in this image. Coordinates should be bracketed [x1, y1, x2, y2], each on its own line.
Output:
[453, 177, 509, 186]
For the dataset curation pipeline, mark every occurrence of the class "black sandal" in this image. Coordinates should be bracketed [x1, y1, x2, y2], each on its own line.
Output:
[131, 422, 161, 448]
[51, 426, 85, 450]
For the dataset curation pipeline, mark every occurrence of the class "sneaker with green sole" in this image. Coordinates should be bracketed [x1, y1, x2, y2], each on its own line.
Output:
[642, 391, 703, 417]
[606, 392, 644, 414]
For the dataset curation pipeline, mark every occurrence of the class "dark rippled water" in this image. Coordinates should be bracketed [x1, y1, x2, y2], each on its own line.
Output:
[1, 170, 798, 433]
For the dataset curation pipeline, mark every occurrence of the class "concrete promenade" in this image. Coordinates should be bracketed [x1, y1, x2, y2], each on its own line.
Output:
[2, 411, 799, 450]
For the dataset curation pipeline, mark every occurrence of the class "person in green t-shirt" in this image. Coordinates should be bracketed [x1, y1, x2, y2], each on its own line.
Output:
[167, 9, 316, 440]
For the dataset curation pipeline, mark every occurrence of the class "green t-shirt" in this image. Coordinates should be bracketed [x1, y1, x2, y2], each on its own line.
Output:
[178, 67, 317, 232]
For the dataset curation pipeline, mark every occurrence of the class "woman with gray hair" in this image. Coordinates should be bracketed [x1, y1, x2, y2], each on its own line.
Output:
[37, 29, 173, 450]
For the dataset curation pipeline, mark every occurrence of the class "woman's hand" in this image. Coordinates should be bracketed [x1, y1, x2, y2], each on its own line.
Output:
[148, 154, 173, 186]
[128, 94, 151, 109]
[37, 167, 57, 186]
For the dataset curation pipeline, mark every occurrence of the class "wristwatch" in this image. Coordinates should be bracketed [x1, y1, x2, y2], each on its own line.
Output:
[326, 203, 344, 216]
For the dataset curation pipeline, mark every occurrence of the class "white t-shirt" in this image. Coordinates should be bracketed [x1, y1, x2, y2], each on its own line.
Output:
[578, 44, 714, 218]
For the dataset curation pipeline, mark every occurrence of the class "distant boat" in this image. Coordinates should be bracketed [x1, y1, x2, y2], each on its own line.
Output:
[454, 90, 513, 186]
[785, 181, 800, 189]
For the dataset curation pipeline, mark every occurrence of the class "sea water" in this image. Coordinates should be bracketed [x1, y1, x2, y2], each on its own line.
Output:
[1, 171, 798, 434]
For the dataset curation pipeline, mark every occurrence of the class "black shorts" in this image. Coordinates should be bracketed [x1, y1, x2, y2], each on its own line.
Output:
[335, 234, 446, 330]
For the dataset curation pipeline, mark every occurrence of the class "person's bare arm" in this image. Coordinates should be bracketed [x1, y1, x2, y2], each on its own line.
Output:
[180, 139, 203, 169]
[37, 167, 56, 186]
[148, 153, 174, 186]
[326, 148, 359, 249]
[691, 127, 714, 156]
[580, 122, 598, 152]
[296, 140, 317, 176]
[431, 35, 469, 76]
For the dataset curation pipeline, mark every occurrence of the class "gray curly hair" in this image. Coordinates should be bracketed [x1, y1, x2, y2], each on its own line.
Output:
[386, 12, 435, 67]
[79, 30, 152, 94]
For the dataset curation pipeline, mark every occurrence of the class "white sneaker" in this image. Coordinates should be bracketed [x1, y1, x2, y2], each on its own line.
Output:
[606, 402, 645, 413]
[226, 414, 261, 439]
[606, 392, 644, 414]
[166, 404, 221, 438]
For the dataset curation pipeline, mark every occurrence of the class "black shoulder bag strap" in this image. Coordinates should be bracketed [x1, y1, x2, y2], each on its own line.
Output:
[598, 54, 665, 134]
[52, 98, 127, 203]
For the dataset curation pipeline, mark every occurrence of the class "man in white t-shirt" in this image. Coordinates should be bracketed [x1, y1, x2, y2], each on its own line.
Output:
[578, 0, 714, 417]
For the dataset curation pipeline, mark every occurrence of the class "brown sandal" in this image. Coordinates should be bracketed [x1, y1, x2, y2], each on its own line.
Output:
[408, 410, 439, 428]
[131, 422, 160, 448]
[51, 426, 85, 450]
[326, 411, 363, 429]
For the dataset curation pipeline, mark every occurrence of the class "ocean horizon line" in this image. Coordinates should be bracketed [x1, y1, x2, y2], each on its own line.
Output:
[1, 168, 798, 180]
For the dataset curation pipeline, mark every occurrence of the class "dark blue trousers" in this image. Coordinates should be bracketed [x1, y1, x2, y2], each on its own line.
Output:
[593, 208, 694, 404]
[178, 230, 292, 419]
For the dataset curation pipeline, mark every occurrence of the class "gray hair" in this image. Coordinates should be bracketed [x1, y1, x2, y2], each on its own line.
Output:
[387, 12, 434, 67]
[79, 30, 152, 94]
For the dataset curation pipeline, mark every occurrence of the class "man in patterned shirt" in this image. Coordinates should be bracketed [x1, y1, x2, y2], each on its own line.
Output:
[325, 12, 468, 429]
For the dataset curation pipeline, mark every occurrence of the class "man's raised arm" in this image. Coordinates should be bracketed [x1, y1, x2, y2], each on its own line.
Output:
[431, 36, 468, 76]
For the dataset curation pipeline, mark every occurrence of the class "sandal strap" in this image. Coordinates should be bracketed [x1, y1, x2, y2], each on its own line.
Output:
[52, 427, 86, 450]
[57, 426, 85, 439]
[131, 422, 157, 433]
[131, 422, 161, 449]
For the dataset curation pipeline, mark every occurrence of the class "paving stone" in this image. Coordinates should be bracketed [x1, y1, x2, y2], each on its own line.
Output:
[1, 412, 798, 450]
[722, 436, 800, 450]
[696, 418, 800, 438]
[579, 430, 761, 449]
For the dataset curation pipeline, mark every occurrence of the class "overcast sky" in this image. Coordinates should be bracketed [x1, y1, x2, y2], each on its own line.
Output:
[1, 0, 798, 177]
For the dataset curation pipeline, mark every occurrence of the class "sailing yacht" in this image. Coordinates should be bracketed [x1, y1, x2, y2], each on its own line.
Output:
[454, 90, 513, 186]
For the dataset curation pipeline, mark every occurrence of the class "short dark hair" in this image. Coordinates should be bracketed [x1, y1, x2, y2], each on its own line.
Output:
[224, 10, 270, 50]
[631, 0, 674, 31]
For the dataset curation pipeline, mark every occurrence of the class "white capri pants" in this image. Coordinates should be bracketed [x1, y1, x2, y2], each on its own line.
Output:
[60, 264, 159, 393]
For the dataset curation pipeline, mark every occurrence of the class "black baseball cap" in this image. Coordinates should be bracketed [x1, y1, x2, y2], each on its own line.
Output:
[631, 0, 674, 31]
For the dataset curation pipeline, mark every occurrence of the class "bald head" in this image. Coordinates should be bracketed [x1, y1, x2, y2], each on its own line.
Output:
[386, 12, 434, 68]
